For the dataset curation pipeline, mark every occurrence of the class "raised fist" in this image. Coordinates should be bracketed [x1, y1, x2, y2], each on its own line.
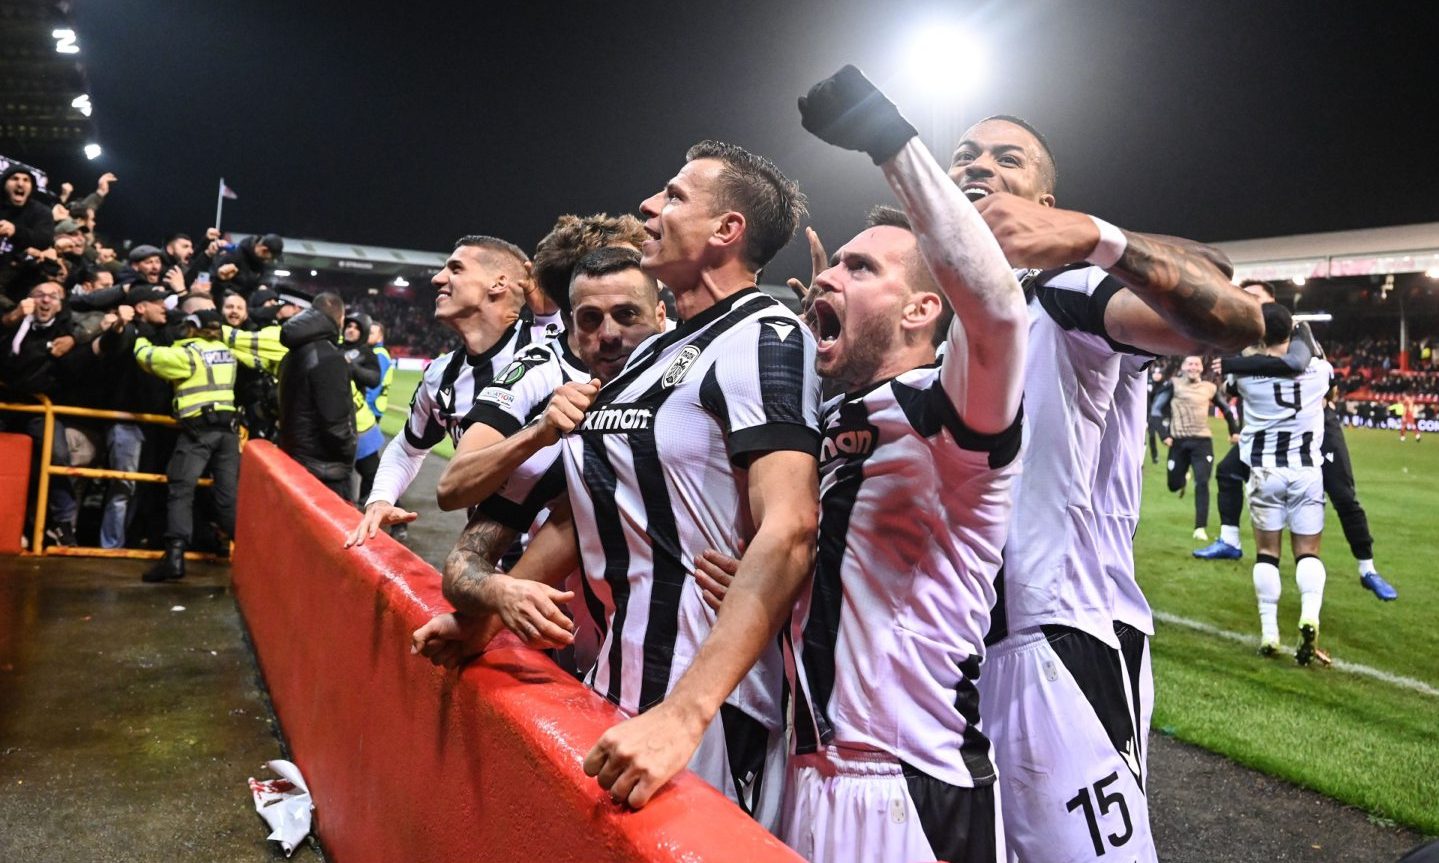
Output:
[799, 65, 917, 165]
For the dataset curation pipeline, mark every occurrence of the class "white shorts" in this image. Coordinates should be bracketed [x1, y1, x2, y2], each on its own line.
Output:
[781, 746, 1004, 863]
[687, 702, 787, 834]
[979, 626, 1156, 863]
[1248, 466, 1324, 534]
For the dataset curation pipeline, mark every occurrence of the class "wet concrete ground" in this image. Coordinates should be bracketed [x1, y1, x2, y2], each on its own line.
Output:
[0, 554, 320, 862]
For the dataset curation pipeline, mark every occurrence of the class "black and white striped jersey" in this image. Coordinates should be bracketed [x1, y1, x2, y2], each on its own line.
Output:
[786, 318, 1023, 788]
[1235, 357, 1332, 468]
[559, 287, 821, 727]
[991, 264, 1150, 651]
[1096, 354, 1152, 635]
[460, 337, 588, 533]
[367, 322, 537, 507]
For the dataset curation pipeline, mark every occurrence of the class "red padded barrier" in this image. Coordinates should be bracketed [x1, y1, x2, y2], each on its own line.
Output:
[0, 433, 32, 554]
[231, 441, 801, 863]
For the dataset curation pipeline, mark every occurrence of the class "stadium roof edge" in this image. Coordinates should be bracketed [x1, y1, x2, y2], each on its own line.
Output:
[1215, 222, 1439, 282]
[230, 233, 448, 272]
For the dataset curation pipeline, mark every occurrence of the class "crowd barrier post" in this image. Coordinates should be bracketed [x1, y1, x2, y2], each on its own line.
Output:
[0, 392, 222, 560]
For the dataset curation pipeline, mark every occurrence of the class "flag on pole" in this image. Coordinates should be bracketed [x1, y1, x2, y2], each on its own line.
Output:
[220, 179, 238, 200]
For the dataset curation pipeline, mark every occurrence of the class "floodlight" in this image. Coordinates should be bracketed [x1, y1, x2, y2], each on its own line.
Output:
[310, 270, 318, 277]
[274, 270, 291, 277]
[71, 95, 92, 117]
[83, 143, 101, 160]
[908, 22, 986, 96]
[393, 276, 410, 287]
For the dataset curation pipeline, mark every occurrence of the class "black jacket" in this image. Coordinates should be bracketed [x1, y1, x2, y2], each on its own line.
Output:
[0, 166, 56, 301]
[81, 321, 175, 414]
[211, 236, 271, 298]
[0, 310, 84, 397]
[277, 309, 354, 474]
[0, 166, 55, 263]
[340, 339, 381, 390]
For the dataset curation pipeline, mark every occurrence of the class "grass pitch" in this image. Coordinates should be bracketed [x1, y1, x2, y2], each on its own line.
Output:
[388, 365, 1437, 833]
[1139, 422, 1439, 833]
[383, 369, 453, 458]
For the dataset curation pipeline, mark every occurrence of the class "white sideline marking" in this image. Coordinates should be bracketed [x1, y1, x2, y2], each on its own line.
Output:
[1152, 610, 1439, 698]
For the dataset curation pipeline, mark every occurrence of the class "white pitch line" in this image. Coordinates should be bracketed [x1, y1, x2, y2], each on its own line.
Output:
[1152, 610, 1439, 698]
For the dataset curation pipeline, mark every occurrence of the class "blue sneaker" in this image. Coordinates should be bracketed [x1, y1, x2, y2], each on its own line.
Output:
[1360, 571, 1398, 601]
[1193, 539, 1243, 560]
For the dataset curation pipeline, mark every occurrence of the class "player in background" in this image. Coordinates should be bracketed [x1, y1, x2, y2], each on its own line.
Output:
[1398, 395, 1420, 442]
[344, 236, 532, 548]
[1149, 355, 1239, 541]
[1199, 280, 1396, 600]
[1225, 302, 1335, 663]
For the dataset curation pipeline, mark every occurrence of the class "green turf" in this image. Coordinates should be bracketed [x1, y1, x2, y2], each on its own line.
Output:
[383, 368, 453, 458]
[1138, 421, 1439, 833]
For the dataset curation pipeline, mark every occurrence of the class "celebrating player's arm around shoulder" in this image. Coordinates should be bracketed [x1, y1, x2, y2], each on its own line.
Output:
[971, 175, 1262, 358]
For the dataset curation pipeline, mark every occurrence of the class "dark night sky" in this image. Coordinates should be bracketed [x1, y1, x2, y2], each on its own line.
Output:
[62, 0, 1439, 283]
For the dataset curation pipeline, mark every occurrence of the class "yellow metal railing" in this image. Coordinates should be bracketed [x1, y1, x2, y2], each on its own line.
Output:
[0, 392, 231, 561]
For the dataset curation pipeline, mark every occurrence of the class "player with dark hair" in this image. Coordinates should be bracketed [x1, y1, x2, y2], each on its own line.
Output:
[766, 67, 1026, 863]
[944, 106, 1262, 860]
[416, 246, 667, 677]
[1198, 280, 1396, 600]
[345, 235, 535, 546]
[1226, 302, 1335, 663]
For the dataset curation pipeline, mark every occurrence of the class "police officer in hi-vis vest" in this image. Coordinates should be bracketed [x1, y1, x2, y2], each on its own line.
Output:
[132, 306, 239, 582]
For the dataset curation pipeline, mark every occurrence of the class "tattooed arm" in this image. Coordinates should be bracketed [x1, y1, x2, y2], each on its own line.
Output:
[973, 194, 1262, 355]
[1102, 231, 1262, 355]
[412, 500, 580, 664]
[441, 514, 519, 614]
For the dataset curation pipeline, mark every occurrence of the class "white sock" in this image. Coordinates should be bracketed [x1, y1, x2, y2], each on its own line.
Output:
[1221, 525, 1242, 548]
[1253, 561, 1281, 644]
[1296, 556, 1326, 627]
[1358, 558, 1376, 577]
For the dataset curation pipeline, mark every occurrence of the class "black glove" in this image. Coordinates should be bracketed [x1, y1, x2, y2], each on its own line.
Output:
[798, 65, 918, 165]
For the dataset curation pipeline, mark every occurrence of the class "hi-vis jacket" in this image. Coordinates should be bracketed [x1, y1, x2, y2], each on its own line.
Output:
[222, 322, 375, 433]
[133, 335, 237, 419]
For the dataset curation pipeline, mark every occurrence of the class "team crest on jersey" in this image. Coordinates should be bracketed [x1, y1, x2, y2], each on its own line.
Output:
[661, 345, 702, 388]
[580, 403, 654, 433]
[495, 347, 550, 387]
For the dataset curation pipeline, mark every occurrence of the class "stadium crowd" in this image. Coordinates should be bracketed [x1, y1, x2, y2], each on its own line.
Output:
[2, 63, 1433, 863]
[0, 158, 399, 573]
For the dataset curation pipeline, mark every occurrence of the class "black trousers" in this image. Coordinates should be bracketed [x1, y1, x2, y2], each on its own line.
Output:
[1166, 437, 1214, 528]
[1215, 408, 1374, 559]
[355, 451, 379, 505]
[165, 422, 238, 544]
[1321, 407, 1373, 559]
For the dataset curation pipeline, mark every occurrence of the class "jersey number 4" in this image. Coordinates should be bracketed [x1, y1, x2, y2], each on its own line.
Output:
[1273, 381, 1302, 420]
[1066, 771, 1133, 856]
